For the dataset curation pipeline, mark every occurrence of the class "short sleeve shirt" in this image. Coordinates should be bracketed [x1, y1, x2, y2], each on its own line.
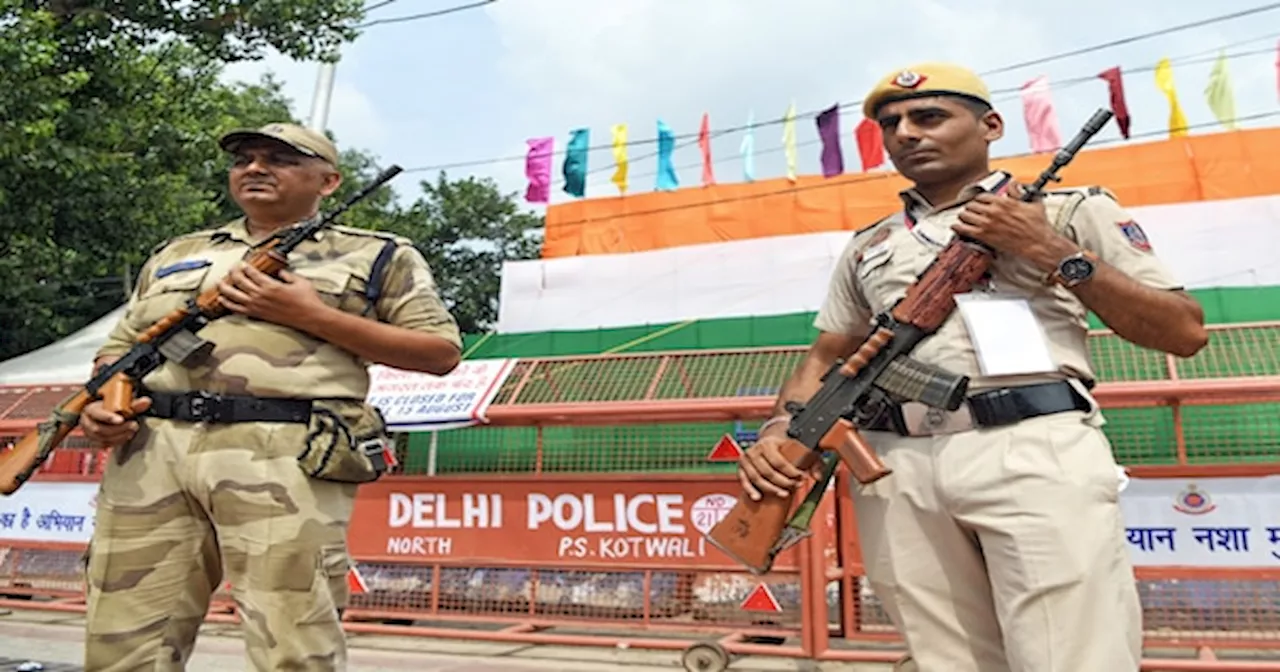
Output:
[96, 218, 462, 400]
[813, 171, 1183, 390]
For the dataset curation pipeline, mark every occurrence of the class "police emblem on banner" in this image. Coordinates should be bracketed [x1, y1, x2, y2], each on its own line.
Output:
[1172, 483, 1215, 515]
[1117, 220, 1152, 251]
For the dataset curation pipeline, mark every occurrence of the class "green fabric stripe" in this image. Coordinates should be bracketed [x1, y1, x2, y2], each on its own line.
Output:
[406, 285, 1280, 476]
[462, 286, 1280, 359]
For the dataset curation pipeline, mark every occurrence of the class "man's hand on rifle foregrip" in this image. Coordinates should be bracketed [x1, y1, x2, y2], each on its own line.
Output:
[218, 263, 327, 330]
[79, 358, 151, 447]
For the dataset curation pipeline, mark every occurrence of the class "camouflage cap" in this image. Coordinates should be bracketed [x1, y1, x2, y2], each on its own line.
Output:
[862, 62, 992, 119]
[219, 122, 339, 166]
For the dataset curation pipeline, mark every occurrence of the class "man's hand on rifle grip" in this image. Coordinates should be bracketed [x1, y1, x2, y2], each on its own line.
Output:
[738, 433, 809, 501]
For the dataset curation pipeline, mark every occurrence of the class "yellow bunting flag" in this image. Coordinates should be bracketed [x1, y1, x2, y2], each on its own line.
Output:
[1154, 58, 1189, 137]
[610, 123, 629, 194]
[1205, 51, 1237, 130]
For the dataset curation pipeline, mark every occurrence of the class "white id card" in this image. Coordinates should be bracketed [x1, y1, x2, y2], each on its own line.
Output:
[955, 293, 1057, 377]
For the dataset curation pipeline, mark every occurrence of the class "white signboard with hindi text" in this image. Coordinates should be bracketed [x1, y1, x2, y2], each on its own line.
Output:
[0, 481, 98, 544]
[1120, 475, 1279, 568]
[365, 359, 518, 432]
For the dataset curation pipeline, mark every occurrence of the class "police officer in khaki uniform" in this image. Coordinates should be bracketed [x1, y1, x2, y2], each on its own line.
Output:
[738, 64, 1208, 671]
[78, 123, 463, 671]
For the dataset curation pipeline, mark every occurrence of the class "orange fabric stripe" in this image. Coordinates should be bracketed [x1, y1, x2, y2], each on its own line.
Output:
[542, 126, 1280, 259]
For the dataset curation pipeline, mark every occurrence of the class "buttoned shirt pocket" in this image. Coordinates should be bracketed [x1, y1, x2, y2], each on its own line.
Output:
[132, 262, 213, 327]
[854, 241, 898, 314]
[297, 265, 375, 317]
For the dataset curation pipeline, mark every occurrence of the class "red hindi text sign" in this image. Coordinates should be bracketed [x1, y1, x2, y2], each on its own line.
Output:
[348, 477, 802, 571]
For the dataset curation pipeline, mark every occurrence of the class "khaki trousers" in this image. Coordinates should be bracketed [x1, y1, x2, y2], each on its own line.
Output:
[83, 418, 358, 671]
[852, 408, 1143, 672]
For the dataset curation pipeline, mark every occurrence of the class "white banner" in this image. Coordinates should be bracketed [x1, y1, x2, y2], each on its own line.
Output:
[1121, 476, 1280, 568]
[0, 481, 98, 544]
[365, 359, 518, 432]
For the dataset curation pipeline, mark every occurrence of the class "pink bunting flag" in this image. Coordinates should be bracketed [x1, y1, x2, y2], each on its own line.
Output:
[1020, 75, 1063, 153]
[524, 136, 554, 204]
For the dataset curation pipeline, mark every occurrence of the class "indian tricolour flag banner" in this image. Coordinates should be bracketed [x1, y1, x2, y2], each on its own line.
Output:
[469, 125, 1280, 358]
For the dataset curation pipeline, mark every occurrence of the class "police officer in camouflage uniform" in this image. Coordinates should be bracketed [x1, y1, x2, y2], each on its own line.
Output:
[79, 122, 463, 671]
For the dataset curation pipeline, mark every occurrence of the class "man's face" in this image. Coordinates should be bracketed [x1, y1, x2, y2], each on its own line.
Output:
[227, 138, 341, 213]
[875, 96, 1003, 186]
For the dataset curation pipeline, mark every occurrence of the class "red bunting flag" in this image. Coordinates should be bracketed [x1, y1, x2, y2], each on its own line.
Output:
[854, 118, 884, 171]
[1097, 67, 1132, 139]
[698, 112, 715, 186]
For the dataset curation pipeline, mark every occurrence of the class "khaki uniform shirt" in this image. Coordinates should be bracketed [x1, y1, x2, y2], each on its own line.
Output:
[814, 171, 1183, 391]
[96, 218, 462, 400]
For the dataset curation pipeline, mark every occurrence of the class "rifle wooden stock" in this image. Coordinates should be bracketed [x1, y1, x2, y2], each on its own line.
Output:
[0, 389, 92, 495]
[704, 439, 818, 575]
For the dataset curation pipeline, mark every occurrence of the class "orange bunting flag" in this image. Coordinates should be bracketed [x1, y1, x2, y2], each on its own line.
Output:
[698, 112, 715, 186]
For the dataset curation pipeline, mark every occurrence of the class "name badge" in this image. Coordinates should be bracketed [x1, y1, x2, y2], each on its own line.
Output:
[156, 258, 212, 279]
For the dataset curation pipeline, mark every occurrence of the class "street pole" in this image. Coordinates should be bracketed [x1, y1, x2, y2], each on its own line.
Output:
[307, 61, 338, 132]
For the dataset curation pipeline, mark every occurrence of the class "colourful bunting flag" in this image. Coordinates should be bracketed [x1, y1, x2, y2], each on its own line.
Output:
[1020, 75, 1063, 153]
[854, 118, 883, 171]
[698, 113, 715, 186]
[1205, 51, 1237, 130]
[610, 124, 629, 194]
[1154, 58, 1189, 137]
[656, 119, 679, 191]
[523, 136, 554, 204]
[782, 100, 797, 182]
[1097, 67, 1132, 139]
[741, 109, 756, 182]
[816, 104, 844, 177]
[562, 128, 588, 198]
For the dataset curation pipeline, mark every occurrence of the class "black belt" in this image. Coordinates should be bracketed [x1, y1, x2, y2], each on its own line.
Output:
[143, 390, 314, 424]
[867, 380, 1091, 435]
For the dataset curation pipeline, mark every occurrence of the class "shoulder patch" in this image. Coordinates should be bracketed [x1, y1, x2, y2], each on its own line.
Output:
[1117, 220, 1153, 251]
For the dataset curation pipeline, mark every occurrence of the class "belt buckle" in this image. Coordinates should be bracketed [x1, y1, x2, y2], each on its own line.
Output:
[900, 403, 975, 436]
[188, 390, 228, 422]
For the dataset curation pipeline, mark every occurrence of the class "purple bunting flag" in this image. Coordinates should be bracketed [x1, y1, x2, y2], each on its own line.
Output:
[816, 104, 844, 177]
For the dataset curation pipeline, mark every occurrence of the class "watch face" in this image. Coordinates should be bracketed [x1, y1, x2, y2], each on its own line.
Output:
[1061, 256, 1095, 281]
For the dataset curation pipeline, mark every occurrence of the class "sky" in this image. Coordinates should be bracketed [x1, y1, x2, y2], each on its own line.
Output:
[220, 0, 1280, 213]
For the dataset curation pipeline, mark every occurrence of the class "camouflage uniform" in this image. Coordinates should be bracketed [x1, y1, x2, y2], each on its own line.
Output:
[84, 215, 461, 671]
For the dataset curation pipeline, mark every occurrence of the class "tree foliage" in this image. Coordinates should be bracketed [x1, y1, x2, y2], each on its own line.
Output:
[0, 0, 544, 363]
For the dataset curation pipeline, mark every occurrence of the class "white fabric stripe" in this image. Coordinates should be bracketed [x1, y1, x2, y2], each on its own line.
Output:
[498, 194, 1280, 334]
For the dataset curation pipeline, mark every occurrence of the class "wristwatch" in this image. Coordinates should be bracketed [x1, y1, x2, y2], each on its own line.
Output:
[1047, 249, 1098, 288]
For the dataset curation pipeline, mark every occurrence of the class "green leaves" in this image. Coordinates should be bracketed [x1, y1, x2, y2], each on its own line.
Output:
[0, 0, 544, 362]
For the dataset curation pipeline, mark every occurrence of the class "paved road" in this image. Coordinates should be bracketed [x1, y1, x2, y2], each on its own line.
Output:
[0, 607, 897, 671]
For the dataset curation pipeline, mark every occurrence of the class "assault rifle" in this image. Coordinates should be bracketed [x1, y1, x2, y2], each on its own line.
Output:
[703, 109, 1114, 575]
[0, 165, 405, 496]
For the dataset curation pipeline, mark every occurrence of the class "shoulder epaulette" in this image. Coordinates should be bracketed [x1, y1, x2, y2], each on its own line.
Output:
[329, 224, 413, 246]
[147, 226, 222, 256]
[1045, 185, 1115, 201]
[854, 212, 902, 239]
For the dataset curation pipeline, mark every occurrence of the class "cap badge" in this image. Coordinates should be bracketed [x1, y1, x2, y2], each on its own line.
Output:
[893, 70, 926, 89]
